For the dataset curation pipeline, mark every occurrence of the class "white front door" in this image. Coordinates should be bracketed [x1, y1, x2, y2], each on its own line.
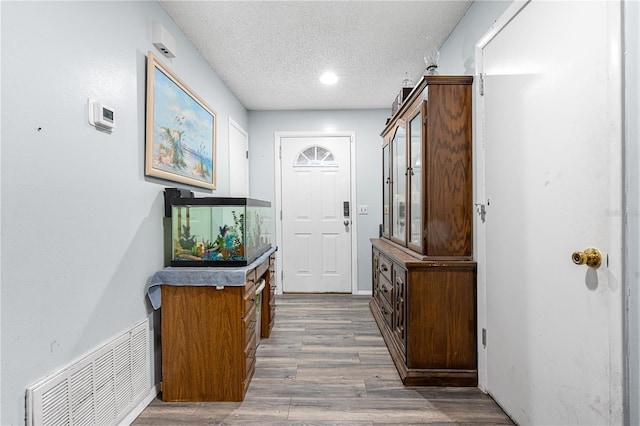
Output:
[279, 135, 353, 293]
[477, 1, 623, 424]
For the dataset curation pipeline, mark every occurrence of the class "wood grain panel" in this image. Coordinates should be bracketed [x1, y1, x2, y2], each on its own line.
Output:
[425, 83, 473, 257]
[407, 267, 477, 369]
[161, 285, 243, 402]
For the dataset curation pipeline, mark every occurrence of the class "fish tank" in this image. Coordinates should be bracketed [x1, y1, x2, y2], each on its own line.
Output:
[165, 189, 272, 267]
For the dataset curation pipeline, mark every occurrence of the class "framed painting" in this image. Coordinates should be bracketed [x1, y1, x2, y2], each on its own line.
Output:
[145, 51, 217, 189]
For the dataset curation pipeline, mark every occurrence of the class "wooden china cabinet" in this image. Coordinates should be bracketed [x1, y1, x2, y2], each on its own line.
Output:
[371, 75, 477, 386]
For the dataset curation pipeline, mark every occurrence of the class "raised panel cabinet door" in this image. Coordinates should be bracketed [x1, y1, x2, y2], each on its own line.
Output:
[407, 268, 476, 370]
[372, 248, 380, 298]
[393, 265, 407, 355]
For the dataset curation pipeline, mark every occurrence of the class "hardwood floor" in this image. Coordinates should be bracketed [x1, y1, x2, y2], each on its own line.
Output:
[133, 294, 513, 425]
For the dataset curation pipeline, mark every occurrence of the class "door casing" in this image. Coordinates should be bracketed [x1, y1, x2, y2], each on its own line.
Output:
[229, 117, 249, 197]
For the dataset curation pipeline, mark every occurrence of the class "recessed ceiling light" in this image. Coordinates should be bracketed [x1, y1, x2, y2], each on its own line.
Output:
[320, 71, 338, 85]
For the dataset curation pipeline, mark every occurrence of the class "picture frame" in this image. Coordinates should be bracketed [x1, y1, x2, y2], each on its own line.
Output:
[145, 51, 217, 189]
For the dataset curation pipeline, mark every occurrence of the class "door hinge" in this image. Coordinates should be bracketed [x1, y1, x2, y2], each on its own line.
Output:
[423, 115, 427, 126]
[246, 150, 249, 159]
[475, 199, 490, 223]
[482, 328, 487, 347]
[479, 73, 485, 96]
[280, 210, 283, 220]
[279, 145, 282, 159]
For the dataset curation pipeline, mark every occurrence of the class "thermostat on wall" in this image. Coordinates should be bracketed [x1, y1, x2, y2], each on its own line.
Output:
[88, 98, 115, 132]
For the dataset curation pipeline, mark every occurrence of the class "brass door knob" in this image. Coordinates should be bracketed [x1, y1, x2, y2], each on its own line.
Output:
[572, 248, 602, 268]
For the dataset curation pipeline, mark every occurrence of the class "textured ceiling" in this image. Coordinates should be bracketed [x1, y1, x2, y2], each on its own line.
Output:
[159, 1, 472, 111]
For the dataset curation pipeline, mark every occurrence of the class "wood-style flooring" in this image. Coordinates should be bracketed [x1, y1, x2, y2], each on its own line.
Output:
[132, 294, 514, 425]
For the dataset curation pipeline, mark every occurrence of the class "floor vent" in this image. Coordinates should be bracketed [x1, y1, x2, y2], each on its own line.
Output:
[26, 319, 150, 426]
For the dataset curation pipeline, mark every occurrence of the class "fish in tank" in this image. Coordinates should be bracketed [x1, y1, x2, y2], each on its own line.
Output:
[166, 192, 271, 267]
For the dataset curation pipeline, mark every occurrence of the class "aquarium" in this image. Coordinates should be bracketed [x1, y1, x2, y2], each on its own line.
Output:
[167, 192, 271, 266]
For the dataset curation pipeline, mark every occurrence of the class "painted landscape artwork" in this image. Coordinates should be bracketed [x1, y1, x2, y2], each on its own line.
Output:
[145, 52, 217, 189]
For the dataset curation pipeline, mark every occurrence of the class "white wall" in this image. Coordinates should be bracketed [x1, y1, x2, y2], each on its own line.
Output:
[433, 0, 511, 77]
[0, 2, 247, 424]
[248, 109, 388, 293]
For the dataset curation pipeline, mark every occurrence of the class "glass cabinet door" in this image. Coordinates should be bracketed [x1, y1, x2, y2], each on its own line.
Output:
[392, 125, 407, 243]
[382, 143, 390, 236]
[408, 108, 423, 250]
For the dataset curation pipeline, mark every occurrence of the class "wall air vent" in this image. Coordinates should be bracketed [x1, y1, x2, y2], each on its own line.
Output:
[26, 319, 150, 426]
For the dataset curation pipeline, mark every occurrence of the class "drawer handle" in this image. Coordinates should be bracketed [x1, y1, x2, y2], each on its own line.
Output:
[381, 306, 388, 315]
[381, 264, 388, 272]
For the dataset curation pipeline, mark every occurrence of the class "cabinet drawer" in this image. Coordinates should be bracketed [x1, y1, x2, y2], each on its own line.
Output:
[379, 274, 393, 307]
[243, 304, 257, 346]
[269, 271, 276, 292]
[244, 331, 257, 374]
[269, 288, 276, 308]
[243, 356, 256, 395]
[243, 286, 256, 316]
[379, 254, 392, 283]
[243, 351, 256, 397]
[379, 298, 393, 329]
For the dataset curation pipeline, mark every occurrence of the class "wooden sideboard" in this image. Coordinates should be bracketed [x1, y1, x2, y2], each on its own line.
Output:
[371, 238, 477, 386]
[160, 252, 276, 402]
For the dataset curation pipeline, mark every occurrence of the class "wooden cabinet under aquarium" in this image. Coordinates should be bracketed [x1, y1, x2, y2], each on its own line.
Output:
[158, 250, 277, 402]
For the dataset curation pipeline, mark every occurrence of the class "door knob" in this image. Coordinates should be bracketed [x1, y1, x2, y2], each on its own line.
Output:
[344, 220, 350, 226]
[571, 248, 602, 268]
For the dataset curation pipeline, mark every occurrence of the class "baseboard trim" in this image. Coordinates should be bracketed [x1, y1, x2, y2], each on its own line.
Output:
[119, 384, 159, 426]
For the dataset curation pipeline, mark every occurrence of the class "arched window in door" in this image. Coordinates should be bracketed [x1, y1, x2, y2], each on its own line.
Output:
[294, 145, 337, 167]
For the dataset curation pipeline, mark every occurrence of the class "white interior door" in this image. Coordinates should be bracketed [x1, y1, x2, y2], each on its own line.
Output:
[478, 1, 623, 424]
[229, 118, 249, 197]
[280, 135, 352, 293]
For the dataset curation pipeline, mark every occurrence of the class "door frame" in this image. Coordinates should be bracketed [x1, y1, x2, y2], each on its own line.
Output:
[473, 0, 530, 395]
[228, 117, 249, 197]
[473, 0, 626, 420]
[274, 130, 358, 295]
